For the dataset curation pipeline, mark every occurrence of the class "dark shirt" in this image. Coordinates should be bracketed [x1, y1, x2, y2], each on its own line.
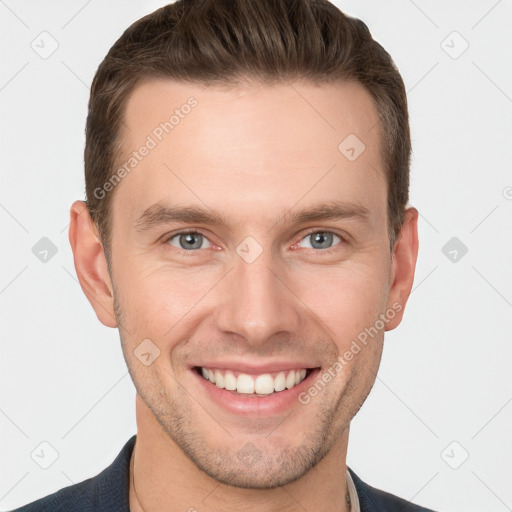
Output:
[9, 435, 438, 511]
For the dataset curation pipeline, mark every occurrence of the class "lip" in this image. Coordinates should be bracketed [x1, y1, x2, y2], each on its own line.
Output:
[191, 366, 321, 417]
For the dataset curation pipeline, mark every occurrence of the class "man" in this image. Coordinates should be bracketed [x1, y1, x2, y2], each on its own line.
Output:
[11, 0, 437, 510]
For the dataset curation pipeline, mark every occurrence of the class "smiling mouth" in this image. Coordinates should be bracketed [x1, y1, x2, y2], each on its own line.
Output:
[193, 366, 317, 396]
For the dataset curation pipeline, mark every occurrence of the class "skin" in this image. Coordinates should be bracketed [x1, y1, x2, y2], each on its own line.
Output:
[69, 79, 418, 512]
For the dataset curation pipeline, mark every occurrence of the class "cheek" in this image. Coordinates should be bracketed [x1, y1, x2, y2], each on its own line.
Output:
[291, 260, 389, 342]
[114, 263, 216, 341]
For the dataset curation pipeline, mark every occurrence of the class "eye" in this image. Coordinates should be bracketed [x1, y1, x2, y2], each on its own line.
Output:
[166, 231, 212, 251]
[297, 231, 343, 250]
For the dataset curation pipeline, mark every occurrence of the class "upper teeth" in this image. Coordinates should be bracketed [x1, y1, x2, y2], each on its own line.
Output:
[200, 367, 308, 395]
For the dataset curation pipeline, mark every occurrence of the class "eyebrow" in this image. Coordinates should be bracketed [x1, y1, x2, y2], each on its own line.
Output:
[134, 200, 371, 233]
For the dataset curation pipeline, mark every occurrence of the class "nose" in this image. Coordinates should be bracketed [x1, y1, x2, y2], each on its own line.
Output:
[213, 249, 301, 347]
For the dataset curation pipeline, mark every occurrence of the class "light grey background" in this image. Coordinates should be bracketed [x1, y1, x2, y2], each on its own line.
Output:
[1, 1, 511, 510]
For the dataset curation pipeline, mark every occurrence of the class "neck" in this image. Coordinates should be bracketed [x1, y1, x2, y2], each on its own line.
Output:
[129, 394, 351, 512]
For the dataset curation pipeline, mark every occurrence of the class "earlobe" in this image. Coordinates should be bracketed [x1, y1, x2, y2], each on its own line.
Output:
[68, 200, 118, 328]
[385, 207, 419, 331]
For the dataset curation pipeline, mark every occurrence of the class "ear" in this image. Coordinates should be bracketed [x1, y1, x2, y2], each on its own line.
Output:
[385, 206, 419, 331]
[68, 200, 117, 328]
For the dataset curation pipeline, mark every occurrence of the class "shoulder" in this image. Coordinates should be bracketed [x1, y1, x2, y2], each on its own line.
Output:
[348, 467, 439, 512]
[7, 478, 96, 512]
[7, 435, 136, 512]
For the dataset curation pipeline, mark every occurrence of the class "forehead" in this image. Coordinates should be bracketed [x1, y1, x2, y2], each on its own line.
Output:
[114, 78, 385, 230]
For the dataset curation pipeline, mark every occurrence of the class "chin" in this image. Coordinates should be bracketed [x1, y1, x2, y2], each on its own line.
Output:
[181, 434, 330, 489]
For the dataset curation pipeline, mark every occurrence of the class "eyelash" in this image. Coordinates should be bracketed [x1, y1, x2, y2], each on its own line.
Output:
[161, 230, 216, 256]
[161, 229, 346, 255]
[295, 228, 346, 252]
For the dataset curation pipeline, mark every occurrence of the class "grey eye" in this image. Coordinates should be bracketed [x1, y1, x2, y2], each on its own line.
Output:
[299, 232, 341, 250]
[168, 232, 211, 250]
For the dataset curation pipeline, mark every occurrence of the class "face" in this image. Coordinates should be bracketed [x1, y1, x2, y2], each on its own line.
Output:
[74, 78, 416, 489]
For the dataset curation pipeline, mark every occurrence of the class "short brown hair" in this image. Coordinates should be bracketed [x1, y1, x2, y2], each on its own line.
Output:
[85, 0, 410, 263]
